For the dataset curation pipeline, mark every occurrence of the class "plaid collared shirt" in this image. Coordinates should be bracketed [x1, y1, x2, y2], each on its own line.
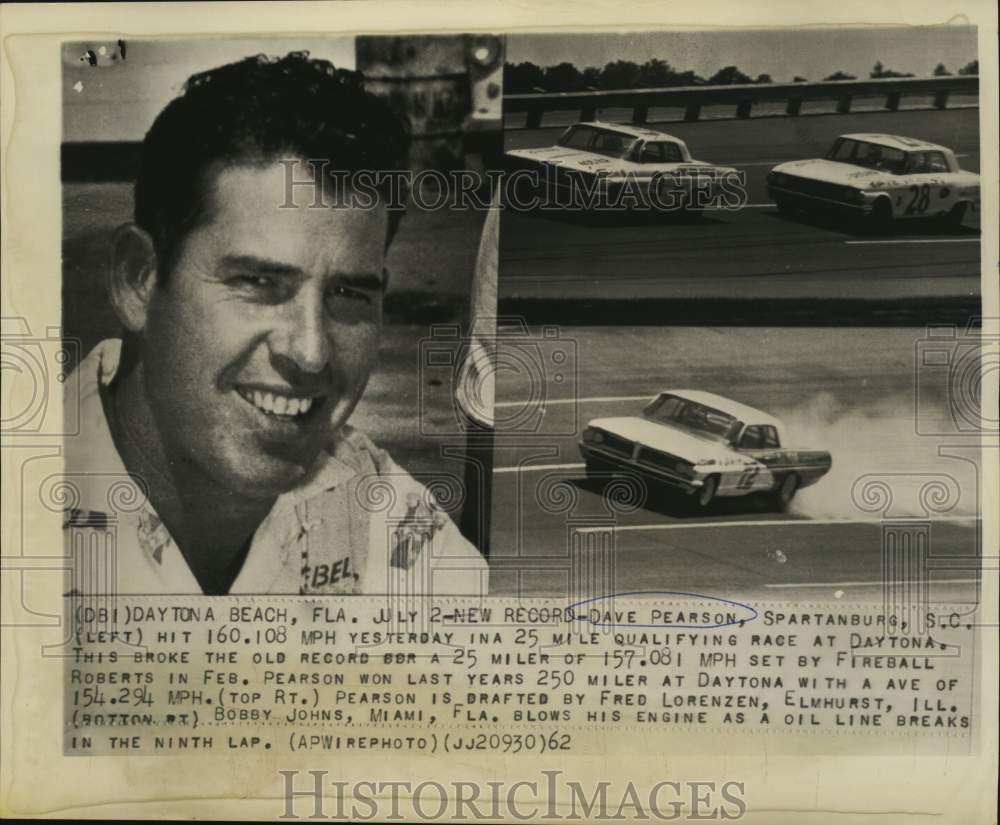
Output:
[63, 340, 488, 596]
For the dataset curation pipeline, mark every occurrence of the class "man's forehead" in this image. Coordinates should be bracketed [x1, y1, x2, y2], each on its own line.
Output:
[204, 160, 390, 227]
[187, 162, 390, 276]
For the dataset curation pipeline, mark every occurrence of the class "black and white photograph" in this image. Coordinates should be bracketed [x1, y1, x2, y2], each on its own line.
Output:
[499, 27, 981, 317]
[0, 4, 996, 821]
[490, 26, 985, 606]
[60, 35, 502, 596]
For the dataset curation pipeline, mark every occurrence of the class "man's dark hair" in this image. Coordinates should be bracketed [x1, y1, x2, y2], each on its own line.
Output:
[135, 51, 411, 280]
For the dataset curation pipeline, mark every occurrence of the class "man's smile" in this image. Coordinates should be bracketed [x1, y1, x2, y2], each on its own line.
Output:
[236, 386, 326, 421]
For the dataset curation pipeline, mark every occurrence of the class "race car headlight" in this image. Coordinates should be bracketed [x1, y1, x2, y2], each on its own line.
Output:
[770, 172, 786, 187]
[844, 187, 866, 204]
[583, 428, 604, 444]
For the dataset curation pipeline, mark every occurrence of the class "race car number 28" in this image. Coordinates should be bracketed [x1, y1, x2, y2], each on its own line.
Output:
[905, 183, 931, 215]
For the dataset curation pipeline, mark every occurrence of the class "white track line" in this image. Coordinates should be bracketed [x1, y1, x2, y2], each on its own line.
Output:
[844, 238, 979, 245]
[765, 578, 979, 589]
[495, 462, 585, 475]
[495, 394, 653, 409]
[573, 515, 980, 534]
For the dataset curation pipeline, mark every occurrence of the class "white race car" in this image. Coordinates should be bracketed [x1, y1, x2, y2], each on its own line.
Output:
[579, 390, 832, 510]
[767, 133, 980, 229]
[505, 121, 740, 211]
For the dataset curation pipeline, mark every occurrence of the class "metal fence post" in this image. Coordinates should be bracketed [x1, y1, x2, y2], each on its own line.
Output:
[785, 97, 803, 116]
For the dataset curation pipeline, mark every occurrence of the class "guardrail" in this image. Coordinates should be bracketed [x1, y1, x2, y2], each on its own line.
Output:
[505, 75, 979, 129]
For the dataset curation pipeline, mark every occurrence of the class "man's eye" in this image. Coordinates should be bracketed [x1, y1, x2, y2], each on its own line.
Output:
[327, 284, 372, 305]
[236, 275, 276, 289]
[229, 274, 286, 302]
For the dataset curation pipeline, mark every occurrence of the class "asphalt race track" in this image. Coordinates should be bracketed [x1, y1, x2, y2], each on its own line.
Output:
[487, 326, 982, 605]
[500, 109, 981, 303]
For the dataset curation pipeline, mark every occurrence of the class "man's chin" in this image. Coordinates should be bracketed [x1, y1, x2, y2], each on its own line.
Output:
[202, 422, 334, 500]
[220, 454, 316, 501]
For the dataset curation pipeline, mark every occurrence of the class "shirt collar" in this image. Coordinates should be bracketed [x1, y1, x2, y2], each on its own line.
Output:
[67, 339, 136, 513]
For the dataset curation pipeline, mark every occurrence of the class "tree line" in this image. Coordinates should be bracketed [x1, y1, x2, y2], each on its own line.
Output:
[505, 58, 980, 93]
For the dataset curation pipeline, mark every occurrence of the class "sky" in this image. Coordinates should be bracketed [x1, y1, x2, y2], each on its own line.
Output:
[506, 26, 978, 82]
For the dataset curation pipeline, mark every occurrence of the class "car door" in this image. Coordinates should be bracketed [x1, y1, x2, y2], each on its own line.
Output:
[901, 151, 952, 217]
[734, 425, 784, 492]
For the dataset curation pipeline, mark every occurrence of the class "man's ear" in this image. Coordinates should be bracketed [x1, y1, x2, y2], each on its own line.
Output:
[108, 224, 159, 333]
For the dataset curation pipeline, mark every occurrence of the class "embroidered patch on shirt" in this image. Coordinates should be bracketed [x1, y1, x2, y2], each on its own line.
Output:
[137, 510, 172, 566]
[390, 493, 449, 570]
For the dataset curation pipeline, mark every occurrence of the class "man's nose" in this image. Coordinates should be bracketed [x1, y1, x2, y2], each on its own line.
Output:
[269, 293, 331, 377]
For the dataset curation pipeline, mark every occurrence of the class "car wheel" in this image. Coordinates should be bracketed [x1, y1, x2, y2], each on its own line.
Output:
[868, 197, 893, 232]
[772, 474, 799, 511]
[942, 201, 967, 230]
[694, 475, 719, 509]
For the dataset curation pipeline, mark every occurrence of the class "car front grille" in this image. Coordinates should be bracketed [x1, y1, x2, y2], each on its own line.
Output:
[600, 433, 634, 457]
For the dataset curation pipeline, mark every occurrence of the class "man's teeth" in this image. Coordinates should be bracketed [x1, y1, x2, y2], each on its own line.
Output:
[241, 389, 315, 417]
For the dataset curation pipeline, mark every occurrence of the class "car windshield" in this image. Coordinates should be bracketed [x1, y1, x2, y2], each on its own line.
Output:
[825, 138, 906, 175]
[557, 125, 639, 160]
[642, 394, 742, 444]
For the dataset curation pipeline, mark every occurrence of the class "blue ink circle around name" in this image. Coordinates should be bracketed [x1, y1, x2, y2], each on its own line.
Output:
[565, 591, 758, 629]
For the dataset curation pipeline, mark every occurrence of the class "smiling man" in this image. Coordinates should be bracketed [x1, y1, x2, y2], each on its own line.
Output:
[65, 52, 488, 596]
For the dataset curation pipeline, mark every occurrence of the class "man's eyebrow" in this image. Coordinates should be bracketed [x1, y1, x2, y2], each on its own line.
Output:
[217, 255, 304, 278]
[217, 256, 384, 290]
